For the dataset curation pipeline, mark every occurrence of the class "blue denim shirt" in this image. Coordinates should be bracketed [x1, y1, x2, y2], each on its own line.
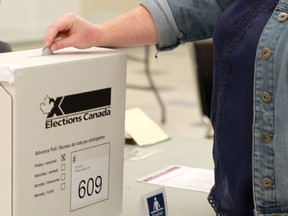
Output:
[141, 0, 288, 215]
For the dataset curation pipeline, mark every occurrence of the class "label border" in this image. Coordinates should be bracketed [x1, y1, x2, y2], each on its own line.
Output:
[70, 142, 111, 212]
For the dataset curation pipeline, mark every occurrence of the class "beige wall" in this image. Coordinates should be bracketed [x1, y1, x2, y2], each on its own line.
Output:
[1, 0, 139, 48]
[81, 0, 139, 14]
[80, 0, 140, 24]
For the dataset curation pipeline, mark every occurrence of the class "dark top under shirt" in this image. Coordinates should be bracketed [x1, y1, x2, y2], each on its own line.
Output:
[208, 0, 279, 215]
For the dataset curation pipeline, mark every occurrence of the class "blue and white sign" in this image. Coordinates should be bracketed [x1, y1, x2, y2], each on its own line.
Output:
[139, 187, 168, 216]
[147, 193, 166, 216]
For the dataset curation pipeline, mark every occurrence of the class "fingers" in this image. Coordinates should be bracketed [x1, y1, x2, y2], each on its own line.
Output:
[49, 35, 78, 51]
[44, 13, 100, 51]
[44, 13, 76, 50]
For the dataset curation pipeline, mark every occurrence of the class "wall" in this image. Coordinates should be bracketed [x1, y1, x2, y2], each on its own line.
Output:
[0, 0, 138, 44]
[0, 0, 80, 32]
[81, 0, 138, 14]
[81, 0, 139, 23]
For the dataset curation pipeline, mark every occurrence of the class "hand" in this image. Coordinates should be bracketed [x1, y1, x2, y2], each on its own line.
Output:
[44, 7, 158, 51]
[44, 13, 101, 51]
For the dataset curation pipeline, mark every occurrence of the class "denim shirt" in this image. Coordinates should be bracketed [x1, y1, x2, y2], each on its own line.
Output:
[254, 1, 288, 215]
[141, 0, 288, 215]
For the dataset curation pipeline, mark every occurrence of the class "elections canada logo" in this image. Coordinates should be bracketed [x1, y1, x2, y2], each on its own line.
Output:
[40, 88, 112, 129]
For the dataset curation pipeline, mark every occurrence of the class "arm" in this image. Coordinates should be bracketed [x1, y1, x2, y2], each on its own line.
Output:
[44, 0, 234, 52]
[44, 6, 158, 51]
[142, 0, 234, 51]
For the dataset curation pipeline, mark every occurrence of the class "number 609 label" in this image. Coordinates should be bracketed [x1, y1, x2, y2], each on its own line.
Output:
[71, 144, 110, 211]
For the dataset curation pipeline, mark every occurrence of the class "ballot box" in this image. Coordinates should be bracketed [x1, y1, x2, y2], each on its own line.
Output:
[0, 47, 126, 216]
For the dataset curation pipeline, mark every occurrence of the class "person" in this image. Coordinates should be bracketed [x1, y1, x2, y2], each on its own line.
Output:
[44, 0, 288, 215]
[0, 41, 12, 53]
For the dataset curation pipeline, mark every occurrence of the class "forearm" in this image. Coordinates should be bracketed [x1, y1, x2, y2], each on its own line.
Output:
[98, 6, 158, 47]
[44, 6, 158, 51]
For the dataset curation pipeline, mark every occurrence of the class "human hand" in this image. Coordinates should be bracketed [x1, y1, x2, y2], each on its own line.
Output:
[44, 13, 102, 51]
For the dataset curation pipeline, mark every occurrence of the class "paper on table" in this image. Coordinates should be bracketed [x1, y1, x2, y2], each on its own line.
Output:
[124, 145, 161, 161]
[125, 107, 170, 146]
[138, 166, 214, 193]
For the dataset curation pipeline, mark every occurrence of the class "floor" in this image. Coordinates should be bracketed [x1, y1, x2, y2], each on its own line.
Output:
[122, 44, 209, 140]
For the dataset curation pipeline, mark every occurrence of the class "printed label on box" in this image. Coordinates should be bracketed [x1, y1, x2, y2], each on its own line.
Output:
[70, 143, 110, 211]
[40, 88, 111, 129]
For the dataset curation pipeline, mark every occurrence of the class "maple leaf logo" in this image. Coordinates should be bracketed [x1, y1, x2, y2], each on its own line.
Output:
[40, 95, 54, 115]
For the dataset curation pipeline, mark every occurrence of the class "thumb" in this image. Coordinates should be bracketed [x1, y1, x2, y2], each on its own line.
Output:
[49, 36, 76, 51]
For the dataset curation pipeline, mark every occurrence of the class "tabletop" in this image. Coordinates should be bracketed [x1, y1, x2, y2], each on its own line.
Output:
[122, 137, 215, 216]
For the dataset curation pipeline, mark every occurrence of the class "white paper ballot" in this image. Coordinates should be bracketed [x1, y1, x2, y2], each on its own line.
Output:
[138, 166, 214, 193]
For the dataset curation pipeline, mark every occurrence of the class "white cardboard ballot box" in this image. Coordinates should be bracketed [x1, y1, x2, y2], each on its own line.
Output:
[0, 47, 127, 216]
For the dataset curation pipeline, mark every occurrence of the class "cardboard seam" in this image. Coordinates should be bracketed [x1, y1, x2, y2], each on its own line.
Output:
[0, 85, 13, 216]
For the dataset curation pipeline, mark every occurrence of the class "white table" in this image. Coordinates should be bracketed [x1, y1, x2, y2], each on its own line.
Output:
[123, 137, 215, 216]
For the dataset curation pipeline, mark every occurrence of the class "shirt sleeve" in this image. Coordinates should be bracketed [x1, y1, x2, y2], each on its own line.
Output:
[141, 0, 234, 51]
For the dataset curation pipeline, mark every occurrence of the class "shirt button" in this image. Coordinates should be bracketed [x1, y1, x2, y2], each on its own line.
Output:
[262, 48, 272, 59]
[261, 92, 272, 103]
[262, 177, 273, 188]
[278, 12, 288, 22]
[261, 132, 272, 143]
